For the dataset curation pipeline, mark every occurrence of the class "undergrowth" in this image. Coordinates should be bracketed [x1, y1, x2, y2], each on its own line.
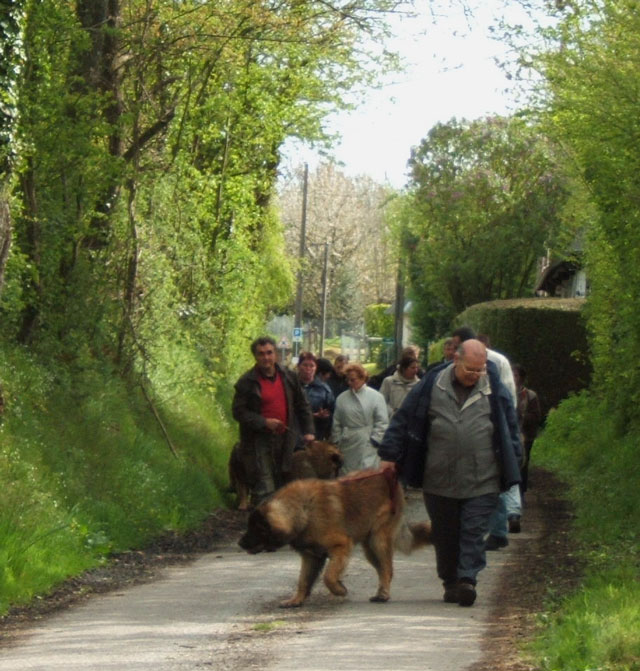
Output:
[531, 392, 640, 671]
[0, 343, 236, 615]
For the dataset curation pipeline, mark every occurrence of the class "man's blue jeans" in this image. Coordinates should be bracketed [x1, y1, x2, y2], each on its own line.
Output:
[423, 491, 500, 586]
[488, 484, 522, 539]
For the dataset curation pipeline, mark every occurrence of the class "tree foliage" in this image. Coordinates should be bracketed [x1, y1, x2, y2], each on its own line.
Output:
[519, 0, 640, 424]
[364, 302, 394, 337]
[399, 115, 575, 339]
[0, 0, 406, 384]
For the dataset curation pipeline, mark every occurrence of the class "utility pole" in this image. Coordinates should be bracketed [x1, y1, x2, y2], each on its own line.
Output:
[393, 264, 405, 362]
[294, 163, 308, 357]
[319, 241, 329, 356]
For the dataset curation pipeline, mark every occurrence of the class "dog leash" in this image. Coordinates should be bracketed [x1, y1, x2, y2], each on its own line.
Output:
[339, 465, 399, 514]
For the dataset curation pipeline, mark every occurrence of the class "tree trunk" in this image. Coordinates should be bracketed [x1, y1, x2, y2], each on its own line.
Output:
[116, 181, 139, 371]
[17, 160, 43, 344]
[75, 0, 123, 249]
[0, 191, 11, 296]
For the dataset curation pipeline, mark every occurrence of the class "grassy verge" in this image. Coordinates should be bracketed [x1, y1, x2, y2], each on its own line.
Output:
[530, 392, 640, 671]
[0, 343, 235, 615]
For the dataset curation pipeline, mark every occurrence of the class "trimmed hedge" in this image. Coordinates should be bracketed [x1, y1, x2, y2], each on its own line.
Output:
[455, 297, 591, 416]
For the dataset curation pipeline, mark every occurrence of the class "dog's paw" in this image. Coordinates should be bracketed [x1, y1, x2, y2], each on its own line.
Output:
[279, 596, 304, 608]
[326, 580, 348, 597]
[369, 593, 390, 603]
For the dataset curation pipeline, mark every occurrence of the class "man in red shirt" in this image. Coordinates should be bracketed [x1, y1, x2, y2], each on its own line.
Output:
[232, 336, 315, 506]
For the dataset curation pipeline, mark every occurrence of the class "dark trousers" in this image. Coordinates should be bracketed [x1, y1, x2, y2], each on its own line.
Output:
[252, 433, 287, 505]
[520, 439, 535, 495]
[423, 491, 499, 586]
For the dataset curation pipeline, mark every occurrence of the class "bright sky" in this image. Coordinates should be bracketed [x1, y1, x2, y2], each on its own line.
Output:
[282, 1, 530, 189]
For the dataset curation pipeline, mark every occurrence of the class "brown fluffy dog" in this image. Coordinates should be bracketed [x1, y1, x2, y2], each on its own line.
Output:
[238, 467, 431, 607]
[290, 441, 343, 480]
[229, 440, 343, 511]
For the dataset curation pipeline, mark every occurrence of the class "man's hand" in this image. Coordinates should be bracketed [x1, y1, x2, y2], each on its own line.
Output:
[265, 418, 286, 434]
[380, 460, 396, 472]
[303, 433, 315, 444]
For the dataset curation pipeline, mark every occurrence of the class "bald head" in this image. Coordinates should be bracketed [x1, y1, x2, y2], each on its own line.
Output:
[459, 339, 486, 359]
[454, 339, 488, 387]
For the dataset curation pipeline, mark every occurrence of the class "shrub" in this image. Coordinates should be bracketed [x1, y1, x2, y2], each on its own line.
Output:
[455, 297, 591, 415]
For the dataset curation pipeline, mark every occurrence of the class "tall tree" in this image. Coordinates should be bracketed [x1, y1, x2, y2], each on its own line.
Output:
[401, 115, 573, 339]
[6, 0, 407, 378]
[0, 0, 26, 294]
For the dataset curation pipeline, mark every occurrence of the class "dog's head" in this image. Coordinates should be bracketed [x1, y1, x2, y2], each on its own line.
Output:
[307, 441, 344, 478]
[238, 505, 289, 554]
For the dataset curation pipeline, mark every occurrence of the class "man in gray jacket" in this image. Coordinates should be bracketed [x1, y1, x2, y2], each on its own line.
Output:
[379, 339, 521, 607]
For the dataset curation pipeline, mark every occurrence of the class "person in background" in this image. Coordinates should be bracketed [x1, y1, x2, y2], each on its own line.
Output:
[378, 339, 522, 607]
[512, 363, 542, 498]
[232, 336, 315, 506]
[443, 338, 456, 361]
[331, 363, 388, 474]
[296, 351, 335, 441]
[379, 354, 421, 417]
[316, 357, 335, 383]
[368, 345, 424, 390]
[327, 354, 349, 398]
[426, 338, 456, 372]
[477, 333, 491, 347]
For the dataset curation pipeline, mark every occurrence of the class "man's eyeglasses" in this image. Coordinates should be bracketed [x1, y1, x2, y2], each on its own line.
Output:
[459, 361, 487, 376]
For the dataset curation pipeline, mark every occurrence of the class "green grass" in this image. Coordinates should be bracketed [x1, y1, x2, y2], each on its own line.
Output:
[530, 392, 640, 671]
[0, 343, 236, 614]
[533, 567, 640, 671]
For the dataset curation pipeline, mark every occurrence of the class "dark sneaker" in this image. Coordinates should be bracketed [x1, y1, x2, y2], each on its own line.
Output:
[485, 534, 508, 550]
[443, 585, 458, 603]
[508, 515, 521, 533]
[457, 582, 476, 607]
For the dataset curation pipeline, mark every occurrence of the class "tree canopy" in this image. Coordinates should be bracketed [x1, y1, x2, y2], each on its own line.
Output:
[0, 0, 407, 383]
[397, 115, 574, 340]
[516, 0, 640, 422]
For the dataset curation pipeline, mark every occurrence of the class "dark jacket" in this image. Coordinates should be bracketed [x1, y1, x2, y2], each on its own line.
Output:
[232, 364, 314, 483]
[301, 376, 335, 441]
[327, 372, 349, 398]
[378, 361, 522, 491]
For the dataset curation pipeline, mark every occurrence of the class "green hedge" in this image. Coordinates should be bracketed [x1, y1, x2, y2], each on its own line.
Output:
[455, 297, 591, 416]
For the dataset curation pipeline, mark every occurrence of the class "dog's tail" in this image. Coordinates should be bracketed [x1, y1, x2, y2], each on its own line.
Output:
[394, 520, 432, 554]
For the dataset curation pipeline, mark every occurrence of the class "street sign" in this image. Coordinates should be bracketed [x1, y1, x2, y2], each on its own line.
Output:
[293, 327, 303, 343]
[279, 337, 289, 348]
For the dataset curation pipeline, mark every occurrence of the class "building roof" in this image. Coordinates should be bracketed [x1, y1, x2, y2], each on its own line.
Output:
[535, 260, 579, 295]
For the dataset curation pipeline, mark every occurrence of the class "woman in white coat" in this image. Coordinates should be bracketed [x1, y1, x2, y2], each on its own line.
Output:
[331, 363, 388, 474]
[379, 354, 421, 418]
